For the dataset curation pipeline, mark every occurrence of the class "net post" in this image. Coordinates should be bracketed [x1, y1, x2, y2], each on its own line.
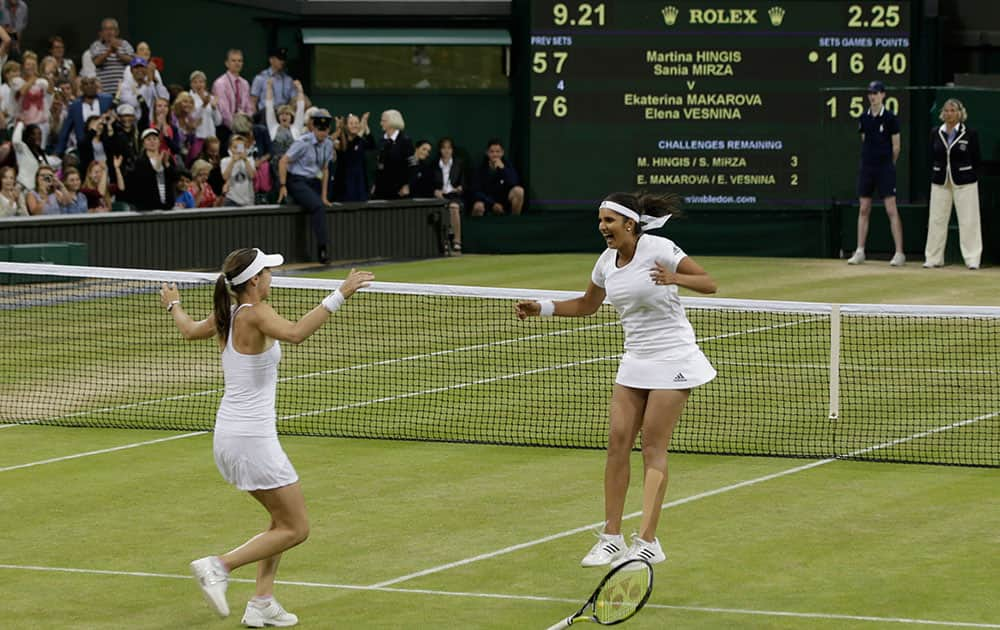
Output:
[828, 304, 841, 421]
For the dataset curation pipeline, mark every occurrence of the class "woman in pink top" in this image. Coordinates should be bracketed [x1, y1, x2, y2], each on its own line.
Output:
[16, 52, 50, 138]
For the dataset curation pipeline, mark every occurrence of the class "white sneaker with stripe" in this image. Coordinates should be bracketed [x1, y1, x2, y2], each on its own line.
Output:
[580, 532, 626, 567]
[190, 556, 230, 617]
[241, 598, 299, 627]
[619, 535, 666, 565]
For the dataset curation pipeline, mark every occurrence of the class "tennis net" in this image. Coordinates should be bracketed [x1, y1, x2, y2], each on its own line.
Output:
[1, 262, 997, 467]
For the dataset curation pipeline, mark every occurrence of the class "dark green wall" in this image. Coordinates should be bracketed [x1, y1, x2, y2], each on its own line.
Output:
[465, 209, 832, 258]
[129, 0, 285, 88]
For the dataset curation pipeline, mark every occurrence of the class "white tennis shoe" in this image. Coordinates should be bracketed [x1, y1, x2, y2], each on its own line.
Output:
[581, 532, 626, 567]
[890, 252, 906, 266]
[241, 599, 299, 627]
[190, 556, 230, 617]
[619, 535, 666, 565]
[847, 250, 865, 265]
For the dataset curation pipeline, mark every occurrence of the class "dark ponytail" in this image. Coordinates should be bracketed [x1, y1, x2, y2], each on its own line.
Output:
[213, 248, 258, 340]
[213, 274, 231, 340]
[604, 190, 683, 234]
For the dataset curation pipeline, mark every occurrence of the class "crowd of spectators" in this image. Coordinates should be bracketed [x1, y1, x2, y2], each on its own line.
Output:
[0, 13, 527, 256]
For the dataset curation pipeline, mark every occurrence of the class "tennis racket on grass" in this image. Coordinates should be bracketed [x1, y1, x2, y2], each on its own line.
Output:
[545, 559, 654, 629]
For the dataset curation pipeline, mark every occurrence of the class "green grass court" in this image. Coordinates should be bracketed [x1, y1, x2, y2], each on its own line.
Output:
[2, 255, 998, 628]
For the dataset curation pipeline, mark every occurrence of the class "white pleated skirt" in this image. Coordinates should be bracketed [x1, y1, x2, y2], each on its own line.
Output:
[213, 433, 299, 491]
[615, 348, 717, 390]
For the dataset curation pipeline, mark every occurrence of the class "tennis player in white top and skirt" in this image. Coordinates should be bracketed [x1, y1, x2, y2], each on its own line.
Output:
[160, 247, 372, 626]
[516, 191, 717, 568]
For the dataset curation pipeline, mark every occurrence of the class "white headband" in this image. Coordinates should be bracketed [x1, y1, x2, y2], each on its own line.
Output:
[227, 248, 285, 286]
[600, 200, 671, 231]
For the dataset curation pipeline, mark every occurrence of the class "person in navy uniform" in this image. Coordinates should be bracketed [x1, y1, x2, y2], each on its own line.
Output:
[847, 80, 904, 266]
[277, 108, 335, 264]
[924, 98, 982, 270]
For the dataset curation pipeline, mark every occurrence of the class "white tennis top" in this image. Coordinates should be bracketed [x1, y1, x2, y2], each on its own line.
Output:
[591, 234, 698, 360]
[215, 304, 282, 437]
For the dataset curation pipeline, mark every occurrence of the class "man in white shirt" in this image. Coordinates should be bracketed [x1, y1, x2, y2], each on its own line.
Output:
[117, 57, 168, 110]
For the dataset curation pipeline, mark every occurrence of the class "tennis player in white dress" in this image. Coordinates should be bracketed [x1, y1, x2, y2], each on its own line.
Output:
[516, 192, 717, 567]
[160, 247, 372, 626]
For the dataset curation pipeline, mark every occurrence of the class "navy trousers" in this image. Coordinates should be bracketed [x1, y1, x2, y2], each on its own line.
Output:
[287, 174, 328, 250]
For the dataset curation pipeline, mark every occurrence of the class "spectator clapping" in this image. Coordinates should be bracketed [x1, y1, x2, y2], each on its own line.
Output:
[89, 18, 134, 95]
[332, 111, 372, 202]
[80, 157, 123, 211]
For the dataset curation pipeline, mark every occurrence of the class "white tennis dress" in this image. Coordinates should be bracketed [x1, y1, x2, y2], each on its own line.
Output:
[213, 303, 298, 491]
[591, 234, 716, 390]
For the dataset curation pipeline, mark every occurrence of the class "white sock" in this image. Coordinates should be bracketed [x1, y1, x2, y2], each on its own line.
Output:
[251, 596, 274, 608]
[211, 556, 229, 576]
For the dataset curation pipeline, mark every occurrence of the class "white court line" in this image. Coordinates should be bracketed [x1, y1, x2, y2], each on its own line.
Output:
[847, 410, 1000, 458]
[698, 316, 824, 342]
[0, 431, 207, 473]
[716, 360, 998, 375]
[369, 458, 834, 588]
[280, 355, 619, 420]
[0, 564, 996, 628]
[371, 410, 997, 588]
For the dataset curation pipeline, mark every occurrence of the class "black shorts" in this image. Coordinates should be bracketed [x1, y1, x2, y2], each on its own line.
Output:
[856, 164, 897, 199]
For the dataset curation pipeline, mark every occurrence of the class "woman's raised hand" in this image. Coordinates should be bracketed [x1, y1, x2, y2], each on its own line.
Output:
[339, 268, 374, 298]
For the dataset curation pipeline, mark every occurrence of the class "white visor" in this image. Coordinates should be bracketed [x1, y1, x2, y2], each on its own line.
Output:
[228, 248, 284, 286]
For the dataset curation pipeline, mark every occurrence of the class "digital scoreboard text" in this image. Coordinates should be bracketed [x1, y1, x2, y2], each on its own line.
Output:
[528, 1, 912, 210]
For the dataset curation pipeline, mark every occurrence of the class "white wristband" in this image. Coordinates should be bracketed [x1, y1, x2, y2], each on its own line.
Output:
[321, 290, 346, 313]
[166, 300, 180, 312]
[538, 299, 555, 317]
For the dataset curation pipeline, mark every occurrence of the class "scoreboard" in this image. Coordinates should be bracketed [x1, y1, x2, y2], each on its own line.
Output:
[526, 1, 912, 210]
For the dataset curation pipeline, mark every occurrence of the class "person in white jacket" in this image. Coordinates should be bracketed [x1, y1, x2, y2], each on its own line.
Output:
[12, 120, 59, 191]
[116, 56, 167, 110]
[189, 70, 222, 144]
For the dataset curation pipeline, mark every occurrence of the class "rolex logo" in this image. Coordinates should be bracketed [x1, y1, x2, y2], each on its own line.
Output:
[768, 6, 786, 26]
[661, 5, 679, 26]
